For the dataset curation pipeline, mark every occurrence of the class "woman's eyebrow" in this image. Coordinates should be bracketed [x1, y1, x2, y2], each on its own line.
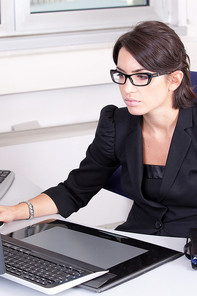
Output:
[116, 66, 146, 73]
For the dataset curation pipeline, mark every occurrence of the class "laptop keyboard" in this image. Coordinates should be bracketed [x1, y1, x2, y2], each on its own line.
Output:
[3, 240, 89, 288]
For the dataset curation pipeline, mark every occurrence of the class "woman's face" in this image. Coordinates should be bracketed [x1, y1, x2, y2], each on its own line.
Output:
[117, 47, 174, 116]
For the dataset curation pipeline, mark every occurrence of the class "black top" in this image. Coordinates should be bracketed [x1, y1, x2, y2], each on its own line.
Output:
[142, 165, 165, 202]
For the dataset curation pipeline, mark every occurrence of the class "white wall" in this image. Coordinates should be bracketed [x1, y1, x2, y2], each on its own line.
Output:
[0, 42, 125, 132]
[0, 83, 124, 133]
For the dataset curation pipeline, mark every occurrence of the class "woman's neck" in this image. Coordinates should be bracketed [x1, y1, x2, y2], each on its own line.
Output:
[142, 108, 179, 135]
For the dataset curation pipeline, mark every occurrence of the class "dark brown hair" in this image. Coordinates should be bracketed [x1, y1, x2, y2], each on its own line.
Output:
[113, 21, 196, 108]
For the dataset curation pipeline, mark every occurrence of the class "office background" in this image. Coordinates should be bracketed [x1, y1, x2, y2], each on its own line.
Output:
[0, 0, 197, 225]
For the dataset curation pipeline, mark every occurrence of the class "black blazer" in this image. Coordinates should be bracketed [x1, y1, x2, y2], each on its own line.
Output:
[44, 104, 197, 237]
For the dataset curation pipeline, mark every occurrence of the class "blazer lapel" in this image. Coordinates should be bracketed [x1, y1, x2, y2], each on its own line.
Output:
[124, 108, 193, 204]
[160, 107, 193, 199]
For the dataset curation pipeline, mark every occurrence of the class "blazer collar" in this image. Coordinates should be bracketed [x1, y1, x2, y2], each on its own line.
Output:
[125, 107, 193, 201]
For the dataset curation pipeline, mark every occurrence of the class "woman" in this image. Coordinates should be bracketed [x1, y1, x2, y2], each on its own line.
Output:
[0, 21, 196, 237]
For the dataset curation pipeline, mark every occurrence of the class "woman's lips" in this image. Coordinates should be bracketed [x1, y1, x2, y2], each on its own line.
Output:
[125, 98, 140, 107]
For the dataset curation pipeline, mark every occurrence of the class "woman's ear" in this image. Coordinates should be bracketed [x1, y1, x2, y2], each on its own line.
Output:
[168, 70, 184, 91]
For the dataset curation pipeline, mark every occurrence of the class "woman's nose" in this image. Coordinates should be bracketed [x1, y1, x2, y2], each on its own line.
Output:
[123, 77, 137, 92]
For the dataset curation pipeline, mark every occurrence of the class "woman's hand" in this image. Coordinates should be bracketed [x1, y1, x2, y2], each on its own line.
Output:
[0, 205, 17, 223]
[0, 203, 29, 223]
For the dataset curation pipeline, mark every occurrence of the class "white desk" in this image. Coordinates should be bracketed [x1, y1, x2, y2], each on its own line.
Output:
[0, 175, 194, 296]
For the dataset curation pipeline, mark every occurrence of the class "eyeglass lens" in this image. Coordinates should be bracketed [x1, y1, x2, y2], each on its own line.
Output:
[112, 71, 151, 86]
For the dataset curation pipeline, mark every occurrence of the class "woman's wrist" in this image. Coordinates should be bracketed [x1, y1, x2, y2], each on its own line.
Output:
[12, 202, 30, 221]
[10, 194, 58, 222]
[19, 201, 34, 220]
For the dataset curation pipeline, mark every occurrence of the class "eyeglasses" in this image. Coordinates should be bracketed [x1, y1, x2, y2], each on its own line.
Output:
[110, 69, 169, 86]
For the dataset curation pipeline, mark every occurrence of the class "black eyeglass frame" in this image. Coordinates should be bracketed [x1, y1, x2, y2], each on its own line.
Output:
[110, 69, 170, 86]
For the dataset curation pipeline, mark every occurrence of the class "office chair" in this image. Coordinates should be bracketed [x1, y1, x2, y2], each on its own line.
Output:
[190, 71, 197, 94]
[104, 71, 197, 199]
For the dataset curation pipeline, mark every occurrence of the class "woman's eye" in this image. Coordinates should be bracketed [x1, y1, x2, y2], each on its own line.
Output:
[117, 73, 124, 78]
[136, 74, 148, 80]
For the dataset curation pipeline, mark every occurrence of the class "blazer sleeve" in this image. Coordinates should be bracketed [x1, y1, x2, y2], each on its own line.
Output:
[43, 105, 120, 218]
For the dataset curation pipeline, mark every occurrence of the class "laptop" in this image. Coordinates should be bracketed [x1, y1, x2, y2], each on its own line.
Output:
[0, 226, 108, 294]
[0, 219, 183, 294]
